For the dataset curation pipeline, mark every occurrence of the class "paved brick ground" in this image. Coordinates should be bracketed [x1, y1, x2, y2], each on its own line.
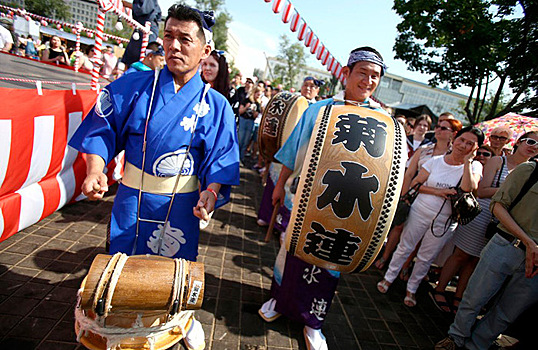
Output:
[0, 166, 457, 350]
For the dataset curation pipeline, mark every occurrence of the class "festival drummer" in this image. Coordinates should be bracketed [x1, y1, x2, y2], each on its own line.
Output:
[258, 47, 391, 350]
[69, 4, 239, 350]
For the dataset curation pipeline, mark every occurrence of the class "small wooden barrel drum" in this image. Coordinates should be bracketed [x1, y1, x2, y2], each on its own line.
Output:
[285, 105, 406, 273]
[75, 253, 204, 350]
[258, 91, 309, 162]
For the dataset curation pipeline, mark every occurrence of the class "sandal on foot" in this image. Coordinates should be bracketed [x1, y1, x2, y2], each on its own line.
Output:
[258, 298, 281, 322]
[429, 290, 451, 313]
[374, 257, 386, 269]
[404, 292, 416, 307]
[376, 279, 391, 294]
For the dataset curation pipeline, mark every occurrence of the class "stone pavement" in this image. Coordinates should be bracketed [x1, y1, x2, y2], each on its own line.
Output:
[0, 166, 458, 350]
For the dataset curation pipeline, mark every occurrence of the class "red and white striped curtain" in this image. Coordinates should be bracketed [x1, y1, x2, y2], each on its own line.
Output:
[0, 88, 120, 242]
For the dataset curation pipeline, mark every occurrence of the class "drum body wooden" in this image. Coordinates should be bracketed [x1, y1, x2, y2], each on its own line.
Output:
[285, 105, 406, 273]
[75, 253, 204, 350]
[258, 92, 309, 162]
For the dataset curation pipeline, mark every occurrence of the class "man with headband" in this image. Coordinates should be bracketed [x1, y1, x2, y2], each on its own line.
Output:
[124, 41, 165, 74]
[69, 4, 239, 349]
[259, 47, 389, 350]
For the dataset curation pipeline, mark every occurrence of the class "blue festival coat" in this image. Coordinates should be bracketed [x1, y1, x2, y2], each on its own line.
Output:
[69, 67, 239, 261]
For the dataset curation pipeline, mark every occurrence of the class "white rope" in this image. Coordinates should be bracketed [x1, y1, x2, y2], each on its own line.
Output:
[103, 253, 128, 318]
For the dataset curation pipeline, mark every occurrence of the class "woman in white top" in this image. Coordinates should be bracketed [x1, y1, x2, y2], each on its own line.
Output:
[377, 126, 484, 307]
[375, 118, 462, 270]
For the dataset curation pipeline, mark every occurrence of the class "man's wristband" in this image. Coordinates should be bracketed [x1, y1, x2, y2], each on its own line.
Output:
[207, 188, 218, 201]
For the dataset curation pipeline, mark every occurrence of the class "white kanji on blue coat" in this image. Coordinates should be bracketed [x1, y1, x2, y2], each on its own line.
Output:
[147, 223, 186, 257]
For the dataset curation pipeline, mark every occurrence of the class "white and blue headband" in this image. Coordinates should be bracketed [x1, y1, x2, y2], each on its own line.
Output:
[347, 50, 387, 76]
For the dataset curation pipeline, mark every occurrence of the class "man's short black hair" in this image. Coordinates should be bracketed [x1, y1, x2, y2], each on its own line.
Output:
[347, 46, 384, 71]
[165, 4, 205, 43]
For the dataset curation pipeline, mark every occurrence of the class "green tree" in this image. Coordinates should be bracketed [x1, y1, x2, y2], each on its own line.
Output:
[273, 34, 306, 90]
[393, 0, 537, 123]
[24, 0, 70, 20]
[194, 0, 231, 51]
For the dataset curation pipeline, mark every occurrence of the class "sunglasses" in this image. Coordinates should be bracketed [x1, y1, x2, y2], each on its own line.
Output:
[490, 135, 509, 142]
[519, 138, 538, 146]
[476, 151, 492, 157]
[435, 125, 452, 131]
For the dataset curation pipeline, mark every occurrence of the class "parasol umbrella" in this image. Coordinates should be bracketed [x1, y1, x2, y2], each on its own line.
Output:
[475, 113, 538, 147]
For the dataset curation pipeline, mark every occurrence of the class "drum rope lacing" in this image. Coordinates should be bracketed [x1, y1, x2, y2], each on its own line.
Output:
[76, 254, 195, 349]
[75, 296, 193, 350]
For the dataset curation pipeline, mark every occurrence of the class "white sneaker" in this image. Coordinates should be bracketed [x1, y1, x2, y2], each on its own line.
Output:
[303, 326, 328, 350]
[183, 317, 205, 350]
[258, 298, 281, 322]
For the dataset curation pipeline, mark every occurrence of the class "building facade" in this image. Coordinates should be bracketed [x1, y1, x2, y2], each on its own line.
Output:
[373, 72, 468, 120]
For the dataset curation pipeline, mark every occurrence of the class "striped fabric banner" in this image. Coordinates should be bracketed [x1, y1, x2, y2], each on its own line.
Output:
[281, 1, 294, 23]
[0, 88, 119, 242]
[290, 9, 301, 32]
[272, 0, 284, 13]
[297, 20, 308, 41]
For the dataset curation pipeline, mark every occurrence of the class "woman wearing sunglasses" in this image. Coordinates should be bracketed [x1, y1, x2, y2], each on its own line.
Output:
[374, 118, 462, 270]
[431, 131, 538, 313]
[488, 126, 513, 156]
[474, 145, 495, 165]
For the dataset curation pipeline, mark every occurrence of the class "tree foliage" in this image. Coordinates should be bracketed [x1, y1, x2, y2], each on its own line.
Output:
[393, 0, 538, 123]
[273, 34, 306, 90]
[194, 0, 231, 51]
[24, 0, 70, 20]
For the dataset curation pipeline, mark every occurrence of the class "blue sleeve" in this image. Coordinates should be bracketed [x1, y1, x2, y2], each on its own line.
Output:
[199, 93, 240, 209]
[68, 87, 121, 165]
[68, 73, 151, 164]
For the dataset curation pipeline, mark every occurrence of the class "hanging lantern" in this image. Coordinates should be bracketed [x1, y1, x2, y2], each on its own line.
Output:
[88, 32, 94, 38]
[115, 21, 123, 31]
[41, 20, 48, 26]
[56, 23, 62, 30]
[119, 43, 123, 48]
[132, 31, 140, 41]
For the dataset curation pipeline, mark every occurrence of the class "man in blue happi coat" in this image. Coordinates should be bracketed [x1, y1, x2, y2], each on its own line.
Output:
[259, 47, 390, 350]
[69, 5, 239, 350]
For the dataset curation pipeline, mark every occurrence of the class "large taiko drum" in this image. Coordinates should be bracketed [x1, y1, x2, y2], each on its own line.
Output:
[74, 253, 204, 350]
[258, 91, 309, 162]
[285, 105, 406, 273]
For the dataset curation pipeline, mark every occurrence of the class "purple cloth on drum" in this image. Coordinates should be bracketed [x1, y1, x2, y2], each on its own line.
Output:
[257, 176, 290, 233]
[271, 252, 339, 329]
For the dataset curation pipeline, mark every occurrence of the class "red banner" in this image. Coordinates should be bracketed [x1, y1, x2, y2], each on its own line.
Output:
[0, 88, 119, 242]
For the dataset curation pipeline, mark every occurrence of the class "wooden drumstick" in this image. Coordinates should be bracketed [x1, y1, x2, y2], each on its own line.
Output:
[265, 204, 280, 242]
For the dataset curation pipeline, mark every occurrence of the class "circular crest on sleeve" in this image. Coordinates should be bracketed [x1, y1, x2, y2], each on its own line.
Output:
[95, 88, 114, 118]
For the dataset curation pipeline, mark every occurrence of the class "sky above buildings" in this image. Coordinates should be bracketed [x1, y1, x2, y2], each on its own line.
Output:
[158, 0, 439, 88]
